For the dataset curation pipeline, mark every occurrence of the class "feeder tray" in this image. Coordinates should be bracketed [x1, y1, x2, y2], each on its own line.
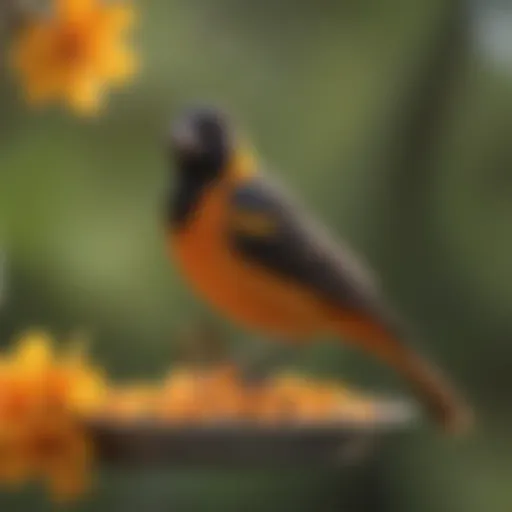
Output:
[88, 397, 417, 468]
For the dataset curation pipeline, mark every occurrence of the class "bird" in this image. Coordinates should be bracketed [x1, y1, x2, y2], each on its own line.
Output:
[164, 105, 472, 433]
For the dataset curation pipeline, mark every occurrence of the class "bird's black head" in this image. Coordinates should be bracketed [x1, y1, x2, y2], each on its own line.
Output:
[167, 106, 238, 226]
[169, 106, 235, 182]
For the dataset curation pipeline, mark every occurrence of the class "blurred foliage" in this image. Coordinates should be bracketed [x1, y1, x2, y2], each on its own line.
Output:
[0, 0, 511, 510]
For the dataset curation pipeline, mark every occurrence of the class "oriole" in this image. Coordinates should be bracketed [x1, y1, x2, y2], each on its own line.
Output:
[165, 106, 471, 433]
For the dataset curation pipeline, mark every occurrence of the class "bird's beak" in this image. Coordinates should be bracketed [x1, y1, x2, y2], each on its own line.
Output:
[171, 120, 200, 154]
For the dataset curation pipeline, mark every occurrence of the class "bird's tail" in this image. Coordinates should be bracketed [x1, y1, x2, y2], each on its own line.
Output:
[332, 313, 473, 434]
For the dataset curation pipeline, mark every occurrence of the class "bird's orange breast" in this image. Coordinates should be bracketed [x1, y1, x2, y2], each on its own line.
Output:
[169, 179, 330, 338]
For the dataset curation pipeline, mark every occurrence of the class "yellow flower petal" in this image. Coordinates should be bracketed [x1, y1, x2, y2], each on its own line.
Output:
[67, 374, 106, 415]
[65, 74, 103, 115]
[100, 46, 138, 83]
[102, 4, 137, 33]
[56, 0, 96, 21]
[11, 332, 54, 372]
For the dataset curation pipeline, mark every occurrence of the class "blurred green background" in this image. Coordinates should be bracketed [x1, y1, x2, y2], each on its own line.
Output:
[0, 0, 511, 510]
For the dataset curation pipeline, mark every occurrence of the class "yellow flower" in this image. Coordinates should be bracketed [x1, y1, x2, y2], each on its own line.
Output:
[10, 0, 138, 115]
[0, 330, 106, 500]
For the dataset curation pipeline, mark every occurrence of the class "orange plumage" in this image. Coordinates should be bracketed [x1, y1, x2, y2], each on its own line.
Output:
[171, 171, 331, 337]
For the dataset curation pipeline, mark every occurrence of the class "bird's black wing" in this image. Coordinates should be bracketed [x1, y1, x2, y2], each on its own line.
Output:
[229, 176, 473, 432]
[228, 175, 383, 315]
